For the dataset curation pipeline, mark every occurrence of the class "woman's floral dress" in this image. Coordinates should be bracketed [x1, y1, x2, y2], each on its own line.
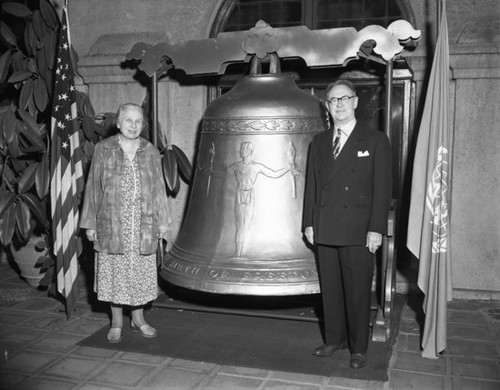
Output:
[95, 152, 157, 306]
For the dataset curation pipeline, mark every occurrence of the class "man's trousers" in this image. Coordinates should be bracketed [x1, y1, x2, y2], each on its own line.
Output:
[317, 244, 374, 353]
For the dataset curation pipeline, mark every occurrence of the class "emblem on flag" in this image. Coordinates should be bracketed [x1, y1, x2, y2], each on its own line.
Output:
[426, 146, 449, 254]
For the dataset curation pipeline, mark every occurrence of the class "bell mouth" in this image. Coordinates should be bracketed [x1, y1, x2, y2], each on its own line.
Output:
[162, 248, 320, 295]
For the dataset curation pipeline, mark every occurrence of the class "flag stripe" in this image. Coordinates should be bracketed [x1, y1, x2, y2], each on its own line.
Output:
[50, 7, 83, 319]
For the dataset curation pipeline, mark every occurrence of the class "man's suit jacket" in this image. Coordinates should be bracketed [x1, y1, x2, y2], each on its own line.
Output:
[303, 123, 392, 246]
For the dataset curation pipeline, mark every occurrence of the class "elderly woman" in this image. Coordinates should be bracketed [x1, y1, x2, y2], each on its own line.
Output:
[81, 103, 171, 343]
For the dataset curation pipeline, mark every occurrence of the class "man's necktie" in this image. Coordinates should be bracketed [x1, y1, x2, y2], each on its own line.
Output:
[333, 128, 341, 159]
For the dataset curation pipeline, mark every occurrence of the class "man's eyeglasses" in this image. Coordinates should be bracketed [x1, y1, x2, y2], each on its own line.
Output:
[327, 96, 356, 105]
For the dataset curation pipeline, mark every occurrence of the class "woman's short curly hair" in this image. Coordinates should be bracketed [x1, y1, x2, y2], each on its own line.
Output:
[116, 103, 144, 122]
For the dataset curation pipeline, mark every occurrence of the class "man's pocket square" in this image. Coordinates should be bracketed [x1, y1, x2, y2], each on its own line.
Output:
[358, 150, 370, 157]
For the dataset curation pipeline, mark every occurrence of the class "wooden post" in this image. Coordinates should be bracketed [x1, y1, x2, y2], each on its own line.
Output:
[152, 72, 158, 148]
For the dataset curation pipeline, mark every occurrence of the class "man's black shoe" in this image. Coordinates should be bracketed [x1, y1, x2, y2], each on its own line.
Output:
[350, 352, 367, 368]
[312, 342, 348, 357]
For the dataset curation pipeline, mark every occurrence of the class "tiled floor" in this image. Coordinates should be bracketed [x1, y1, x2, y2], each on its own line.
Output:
[0, 259, 499, 390]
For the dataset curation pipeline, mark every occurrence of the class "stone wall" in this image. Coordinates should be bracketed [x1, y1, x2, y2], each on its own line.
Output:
[65, 0, 499, 298]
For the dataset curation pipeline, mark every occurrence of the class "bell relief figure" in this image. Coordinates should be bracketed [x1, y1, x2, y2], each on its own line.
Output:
[199, 141, 300, 258]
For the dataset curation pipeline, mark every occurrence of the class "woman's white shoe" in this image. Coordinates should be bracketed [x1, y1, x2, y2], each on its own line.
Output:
[131, 321, 157, 338]
[107, 327, 122, 343]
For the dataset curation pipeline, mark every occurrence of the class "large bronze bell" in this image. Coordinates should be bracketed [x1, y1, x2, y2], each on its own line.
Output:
[161, 55, 327, 295]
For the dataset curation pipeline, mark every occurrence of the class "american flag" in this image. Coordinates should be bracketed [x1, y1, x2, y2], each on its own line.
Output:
[50, 7, 84, 319]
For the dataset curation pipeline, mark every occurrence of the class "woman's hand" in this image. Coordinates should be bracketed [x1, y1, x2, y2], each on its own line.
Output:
[86, 229, 97, 242]
[158, 228, 174, 251]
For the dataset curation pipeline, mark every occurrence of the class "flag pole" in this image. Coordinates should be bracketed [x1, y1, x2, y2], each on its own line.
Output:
[384, 59, 393, 143]
[152, 72, 158, 148]
[437, 0, 445, 32]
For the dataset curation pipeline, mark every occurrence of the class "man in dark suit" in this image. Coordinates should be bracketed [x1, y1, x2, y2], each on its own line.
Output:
[303, 80, 392, 369]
